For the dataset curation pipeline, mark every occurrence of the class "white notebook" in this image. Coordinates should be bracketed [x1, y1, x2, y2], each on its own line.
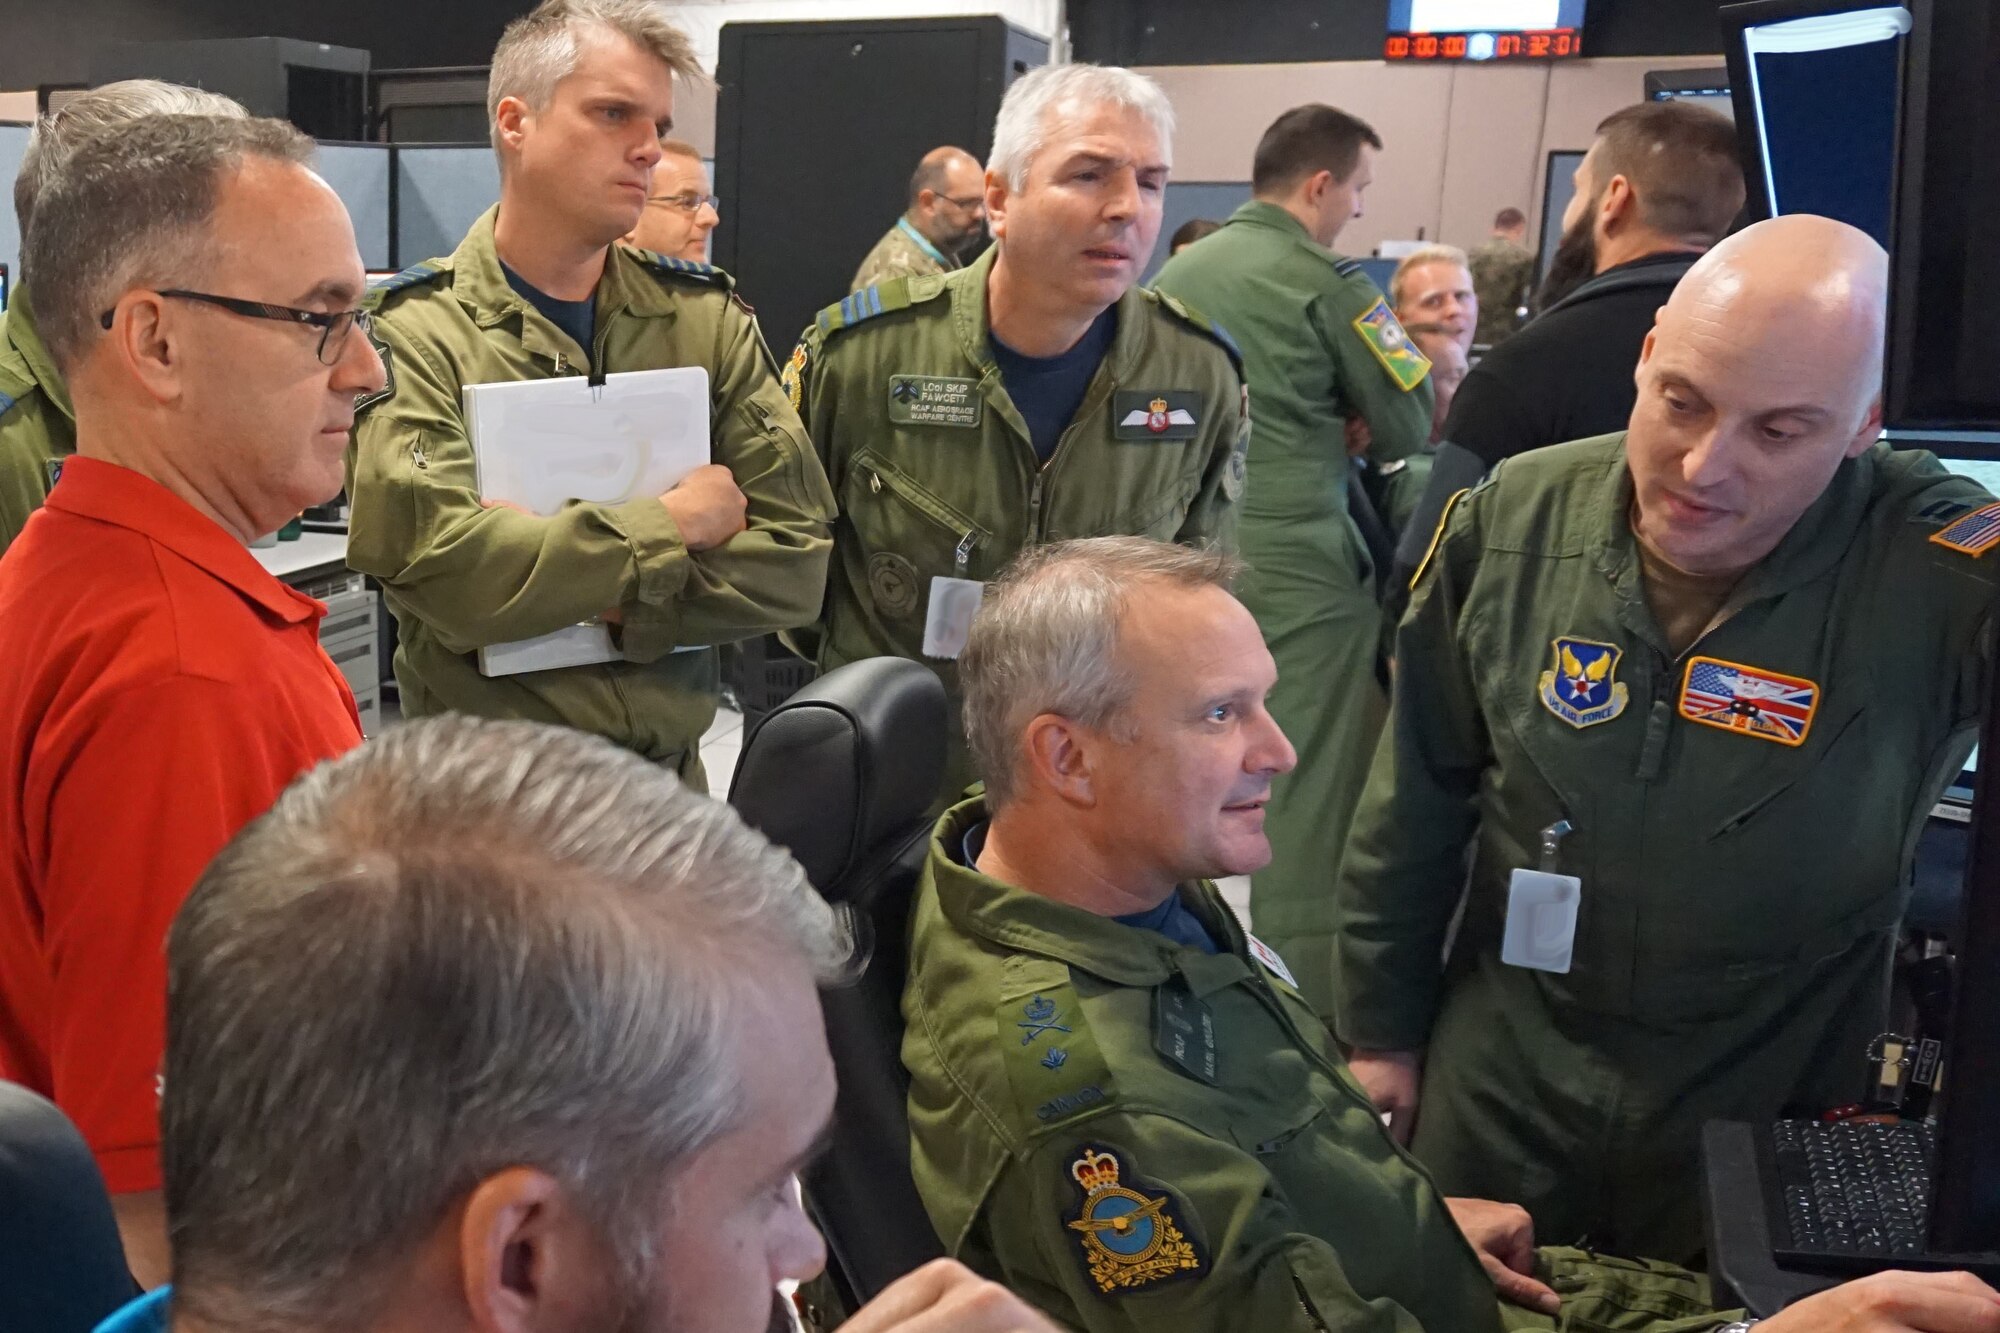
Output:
[464, 366, 711, 677]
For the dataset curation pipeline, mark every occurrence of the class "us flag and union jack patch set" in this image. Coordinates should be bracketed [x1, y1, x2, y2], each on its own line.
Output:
[1676, 656, 1819, 747]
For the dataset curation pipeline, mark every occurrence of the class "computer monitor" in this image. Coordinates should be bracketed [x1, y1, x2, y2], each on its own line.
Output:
[1535, 149, 1586, 292]
[1645, 66, 1735, 120]
[1721, 0, 1910, 247]
[1935, 558, 2000, 1253]
[1883, 0, 2000, 444]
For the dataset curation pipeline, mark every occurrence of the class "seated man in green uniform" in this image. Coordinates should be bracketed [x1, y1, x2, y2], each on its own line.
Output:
[1335, 215, 2000, 1265]
[0, 80, 245, 553]
[788, 62, 1248, 808]
[348, 0, 834, 786]
[901, 535, 1998, 1333]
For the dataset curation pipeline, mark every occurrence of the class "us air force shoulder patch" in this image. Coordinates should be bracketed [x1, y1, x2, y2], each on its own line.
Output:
[1063, 1145, 1208, 1295]
[1352, 297, 1432, 392]
[1538, 637, 1629, 729]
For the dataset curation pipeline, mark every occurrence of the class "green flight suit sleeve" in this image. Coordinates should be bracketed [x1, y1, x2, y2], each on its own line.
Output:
[1330, 489, 1490, 1051]
[778, 323, 837, 664]
[348, 304, 832, 661]
[982, 1113, 1433, 1333]
[1173, 365, 1249, 556]
[0, 396, 58, 551]
[1312, 285, 1434, 470]
[613, 301, 835, 663]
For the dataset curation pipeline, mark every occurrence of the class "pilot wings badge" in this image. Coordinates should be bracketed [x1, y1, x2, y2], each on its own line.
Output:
[1538, 637, 1630, 729]
[1062, 1145, 1207, 1294]
[1119, 397, 1196, 435]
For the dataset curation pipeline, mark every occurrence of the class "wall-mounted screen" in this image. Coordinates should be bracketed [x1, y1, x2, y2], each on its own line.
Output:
[1386, 0, 1587, 62]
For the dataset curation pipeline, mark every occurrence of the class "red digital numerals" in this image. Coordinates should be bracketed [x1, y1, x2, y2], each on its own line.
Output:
[1383, 27, 1582, 61]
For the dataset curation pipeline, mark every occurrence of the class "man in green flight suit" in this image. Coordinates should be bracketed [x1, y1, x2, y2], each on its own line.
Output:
[348, 0, 833, 786]
[1334, 215, 2000, 1265]
[0, 81, 246, 552]
[901, 535, 1996, 1333]
[1153, 104, 1434, 1018]
[788, 63, 1248, 807]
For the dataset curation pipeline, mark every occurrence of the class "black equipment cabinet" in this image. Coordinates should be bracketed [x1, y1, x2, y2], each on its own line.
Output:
[712, 16, 1047, 357]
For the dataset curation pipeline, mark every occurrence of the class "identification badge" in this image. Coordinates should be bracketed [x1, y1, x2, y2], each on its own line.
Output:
[1246, 933, 1298, 990]
[1501, 869, 1581, 973]
[1152, 979, 1219, 1085]
[888, 374, 982, 428]
[921, 576, 984, 659]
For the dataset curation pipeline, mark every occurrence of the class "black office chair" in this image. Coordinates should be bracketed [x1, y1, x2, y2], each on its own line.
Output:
[0, 1081, 139, 1332]
[727, 657, 951, 1307]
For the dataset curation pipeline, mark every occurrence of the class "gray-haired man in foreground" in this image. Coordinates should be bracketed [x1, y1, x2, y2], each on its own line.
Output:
[92, 716, 1056, 1333]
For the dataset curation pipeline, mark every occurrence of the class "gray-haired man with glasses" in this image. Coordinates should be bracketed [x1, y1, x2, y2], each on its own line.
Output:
[850, 145, 987, 292]
[0, 112, 379, 1288]
[625, 137, 720, 261]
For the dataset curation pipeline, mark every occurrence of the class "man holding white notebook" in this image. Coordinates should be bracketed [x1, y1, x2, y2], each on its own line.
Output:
[347, 0, 834, 785]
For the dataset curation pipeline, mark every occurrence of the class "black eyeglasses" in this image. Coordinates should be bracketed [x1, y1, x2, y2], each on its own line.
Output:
[938, 194, 985, 212]
[99, 289, 373, 366]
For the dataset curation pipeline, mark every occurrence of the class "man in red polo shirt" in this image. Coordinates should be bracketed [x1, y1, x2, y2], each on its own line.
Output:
[0, 113, 382, 1286]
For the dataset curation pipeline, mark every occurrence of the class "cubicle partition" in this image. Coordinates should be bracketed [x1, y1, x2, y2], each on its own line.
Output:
[0, 122, 29, 304]
[314, 141, 394, 272]
[393, 144, 500, 270]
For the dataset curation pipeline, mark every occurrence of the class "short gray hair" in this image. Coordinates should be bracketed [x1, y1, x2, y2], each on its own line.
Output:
[1389, 243, 1470, 307]
[163, 715, 852, 1330]
[488, 0, 704, 154]
[988, 64, 1175, 193]
[13, 80, 246, 239]
[24, 114, 314, 373]
[962, 538, 1240, 808]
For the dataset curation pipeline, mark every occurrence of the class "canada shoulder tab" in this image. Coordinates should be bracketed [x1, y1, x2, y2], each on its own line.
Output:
[632, 249, 736, 291]
[363, 261, 448, 310]
[1148, 289, 1246, 380]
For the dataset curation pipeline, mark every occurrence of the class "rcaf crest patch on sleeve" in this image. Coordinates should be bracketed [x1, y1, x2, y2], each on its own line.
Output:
[1061, 1145, 1207, 1295]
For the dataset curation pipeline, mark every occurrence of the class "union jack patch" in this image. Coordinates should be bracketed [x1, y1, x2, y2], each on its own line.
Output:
[1930, 502, 2000, 556]
[1678, 656, 1819, 747]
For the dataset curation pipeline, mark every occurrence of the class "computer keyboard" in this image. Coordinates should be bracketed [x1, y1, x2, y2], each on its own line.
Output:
[1765, 1119, 1936, 1269]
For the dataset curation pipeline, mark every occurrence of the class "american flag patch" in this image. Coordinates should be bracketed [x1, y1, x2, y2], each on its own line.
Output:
[1678, 656, 1819, 747]
[1930, 502, 2000, 556]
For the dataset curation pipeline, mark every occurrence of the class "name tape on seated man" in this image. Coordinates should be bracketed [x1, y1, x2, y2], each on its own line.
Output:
[1335, 214, 2000, 1264]
[93, 716, 1061, 1333]
[788, 62, 1249, 809]
[346, 0, 834, 785]
[901, 536, 2000, 1333]
[0, 112, 376, 1287]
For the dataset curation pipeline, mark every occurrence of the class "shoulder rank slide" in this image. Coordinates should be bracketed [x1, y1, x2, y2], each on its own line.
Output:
[1062, 1145, 1209, 1295]
[1333, 256, 1366, 280]
[1930, 501, 2000, 557]
[814, 279, 927, 338]
[1352, 297, 1431, 392]
[633, 249, 733, 289]
[365, 262, 444, 306]
[1678, 655, 1819, 747]
[1151, 290, 1245, 377]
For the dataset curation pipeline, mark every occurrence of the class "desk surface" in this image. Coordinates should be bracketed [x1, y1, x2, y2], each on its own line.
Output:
[252, 531, 348, 581]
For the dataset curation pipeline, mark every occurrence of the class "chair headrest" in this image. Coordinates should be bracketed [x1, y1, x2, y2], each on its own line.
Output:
[728, 658, 948, 900]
